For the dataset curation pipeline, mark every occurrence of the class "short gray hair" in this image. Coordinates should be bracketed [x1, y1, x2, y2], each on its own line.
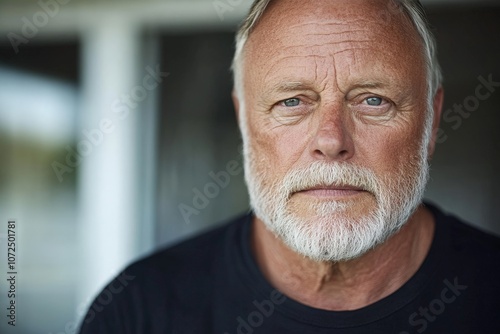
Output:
[231, 0, 443, 100]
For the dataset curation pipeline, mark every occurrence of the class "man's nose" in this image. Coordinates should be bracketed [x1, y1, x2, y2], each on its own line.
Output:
[309, 105, 355, 161]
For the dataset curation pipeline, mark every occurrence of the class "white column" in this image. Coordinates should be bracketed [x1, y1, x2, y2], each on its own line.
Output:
[77, 17, 141, 305]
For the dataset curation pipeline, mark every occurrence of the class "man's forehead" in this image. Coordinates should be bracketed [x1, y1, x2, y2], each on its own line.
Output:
[248, 37, 419, 94]
[243, 0, 424, 88]
[244, 0, 423, 56]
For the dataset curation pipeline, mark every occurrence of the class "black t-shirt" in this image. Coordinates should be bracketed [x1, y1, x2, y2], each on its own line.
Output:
[78, 203, 500, 333]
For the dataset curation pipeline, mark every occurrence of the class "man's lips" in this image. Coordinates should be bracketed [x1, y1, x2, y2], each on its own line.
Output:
[294, 185, 367, 198]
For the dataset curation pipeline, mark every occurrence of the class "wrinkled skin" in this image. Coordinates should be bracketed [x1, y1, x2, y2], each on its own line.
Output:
[233, 0, 444, 310]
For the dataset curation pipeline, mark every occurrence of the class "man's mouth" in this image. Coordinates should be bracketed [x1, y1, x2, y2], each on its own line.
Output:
[294, 185, 367, 198]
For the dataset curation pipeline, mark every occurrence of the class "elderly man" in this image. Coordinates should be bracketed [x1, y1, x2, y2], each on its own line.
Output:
[79, 0, 500, 333]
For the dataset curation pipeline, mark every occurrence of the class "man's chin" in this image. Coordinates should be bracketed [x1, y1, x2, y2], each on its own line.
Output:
[287, 194, 378, 220]
[271, 212, 390, 263]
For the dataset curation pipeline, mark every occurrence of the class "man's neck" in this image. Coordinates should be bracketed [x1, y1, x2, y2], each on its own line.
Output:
[250, 205, 436, 311]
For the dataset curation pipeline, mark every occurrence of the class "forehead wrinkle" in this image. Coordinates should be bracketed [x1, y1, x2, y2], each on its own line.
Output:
[287, 22, 377, 43]
[288, 18, 376, 29]
[303, 30, 372, 37]
[290, 23, 374, 37]
[283, 40, 374, 51]
[331, 54, 342, 95]
[261, 38, 377, 69]
[257, 25, 389, 64]
[284, 15, 393, 40]
[314, 56, 331, 93]
[262, 54, 329, 84]
[332, 47, 371, 55]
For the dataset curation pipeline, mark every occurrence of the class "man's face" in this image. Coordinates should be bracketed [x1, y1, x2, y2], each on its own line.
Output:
[238, 0, 438, 261]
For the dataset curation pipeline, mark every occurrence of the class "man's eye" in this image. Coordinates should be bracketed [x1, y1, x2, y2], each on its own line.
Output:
[283, 98, 300, 107]
[365, 97, 383, 106]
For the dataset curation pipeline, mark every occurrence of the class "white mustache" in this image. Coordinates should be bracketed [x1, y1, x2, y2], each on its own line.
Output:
[278, 161, 380, 198]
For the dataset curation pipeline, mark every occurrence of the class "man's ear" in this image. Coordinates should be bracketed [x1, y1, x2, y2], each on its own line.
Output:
[232, 90, 240, 123]
[427, 87, 444, 159]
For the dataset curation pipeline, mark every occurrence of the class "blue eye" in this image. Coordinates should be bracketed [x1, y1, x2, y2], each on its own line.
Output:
[366, 97, 383, 106]
[283, 98, 300, 107]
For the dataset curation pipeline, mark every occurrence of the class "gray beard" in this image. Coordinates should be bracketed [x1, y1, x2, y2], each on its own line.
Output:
[243, 147, 430, 262]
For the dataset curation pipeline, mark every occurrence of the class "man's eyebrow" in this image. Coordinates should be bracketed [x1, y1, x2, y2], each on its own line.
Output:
[269, 81, 390, 92]
[350, 81, 390, 90]
[267, 81, 315, 94]
[263, 81, 393, 99]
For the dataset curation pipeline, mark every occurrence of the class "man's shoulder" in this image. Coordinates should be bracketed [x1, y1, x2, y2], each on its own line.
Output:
[79, 213, 250, 333]
[125, 212, 250, 281]
[444, 210, 500, 252]
[433, 204, 500, 267]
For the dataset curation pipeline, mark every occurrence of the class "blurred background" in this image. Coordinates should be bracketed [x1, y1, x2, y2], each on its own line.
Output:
[0, 0, 499, 333]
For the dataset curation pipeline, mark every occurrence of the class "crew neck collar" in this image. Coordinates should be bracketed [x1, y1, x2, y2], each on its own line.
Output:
[232, 203, 448, 328]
